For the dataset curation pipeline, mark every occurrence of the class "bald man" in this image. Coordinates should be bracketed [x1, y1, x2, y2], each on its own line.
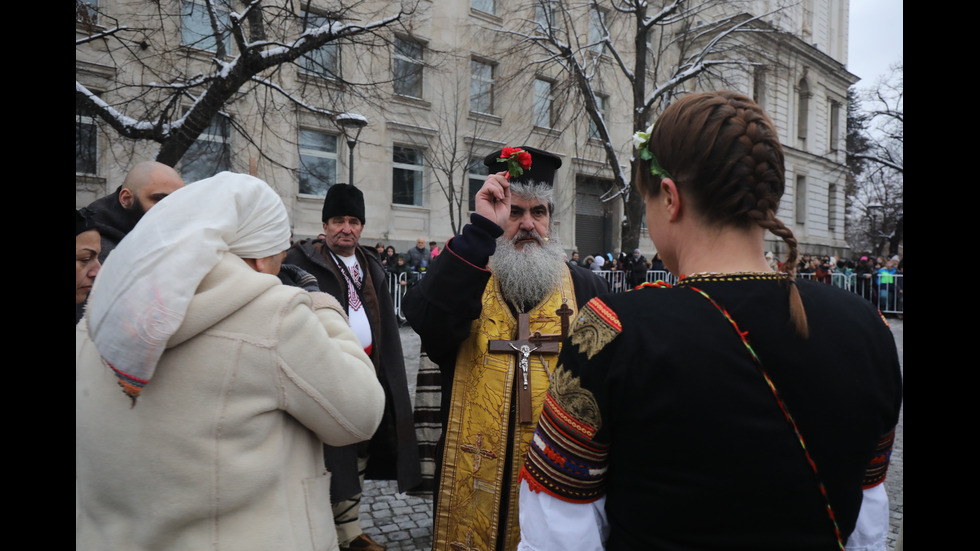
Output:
[84, 161, 185, 263]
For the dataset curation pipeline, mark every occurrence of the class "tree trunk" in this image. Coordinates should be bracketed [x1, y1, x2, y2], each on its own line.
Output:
[621, 175, 645, 253]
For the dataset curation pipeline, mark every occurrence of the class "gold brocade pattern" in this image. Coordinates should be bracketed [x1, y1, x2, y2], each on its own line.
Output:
[433, 267, 577, 551]
[549, 365, 601, 432]
[567, 299, 622, 360]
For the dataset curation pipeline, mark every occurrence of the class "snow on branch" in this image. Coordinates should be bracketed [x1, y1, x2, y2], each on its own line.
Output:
[75, 26, 128, 46]
[76, 81, 163, 137]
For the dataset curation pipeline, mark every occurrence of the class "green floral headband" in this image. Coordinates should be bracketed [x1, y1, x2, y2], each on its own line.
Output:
[632, 124, 672, 181]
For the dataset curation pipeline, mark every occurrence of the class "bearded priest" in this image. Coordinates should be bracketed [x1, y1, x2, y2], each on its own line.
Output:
[403, 146, 608, 551]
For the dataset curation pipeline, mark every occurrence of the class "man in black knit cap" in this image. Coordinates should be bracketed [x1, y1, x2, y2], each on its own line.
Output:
[285, 184, 420, 551]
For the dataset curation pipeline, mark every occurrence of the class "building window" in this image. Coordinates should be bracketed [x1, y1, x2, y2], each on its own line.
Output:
[76, 100, 98, 175]
[797, 78, 810, 143]
[753, 66, 767, 109]
[468, 157, 490, 211]
[393, 36, 424, 98]
[829, 100, 841, 152]
[795, 174, 806, 225]
[533, 78, 555, 128]
[180, 115, 230, 183]
[299, 12, 339, 79]
[181, 0, 232, 53]
[472, 0, 495, 14]
[828, 183, 837, 232]
[588, 7, 607, 53]
[393, 146, 424, 206]
[589, 94, 607, 140]
[534, 0, 556, 32]
[298, 130, 338, 196]
[470, 59, 495, 114]
[76, 0, 99, 25]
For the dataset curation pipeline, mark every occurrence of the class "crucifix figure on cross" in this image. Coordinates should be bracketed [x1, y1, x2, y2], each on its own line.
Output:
[487, 302, 573, 423]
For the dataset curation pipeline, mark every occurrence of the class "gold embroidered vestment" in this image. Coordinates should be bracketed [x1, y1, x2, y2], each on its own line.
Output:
[433, 267, 577, 551]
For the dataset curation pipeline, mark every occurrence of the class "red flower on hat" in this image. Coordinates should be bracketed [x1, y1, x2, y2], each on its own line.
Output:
[499, 147, 532, 179]
[518, 150, 532, 168]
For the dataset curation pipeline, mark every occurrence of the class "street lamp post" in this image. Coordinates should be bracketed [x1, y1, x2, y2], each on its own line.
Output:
[867, 203, 883, 257]
[335, 113, 368, 186]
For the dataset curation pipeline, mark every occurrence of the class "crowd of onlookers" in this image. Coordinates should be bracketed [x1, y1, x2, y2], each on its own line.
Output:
[561, 248, 904, 314]
[566, 249, 668, 290]
[296, 235, 904, 318]
[370, 237, 441, 290]
[792, 252, 904, 314]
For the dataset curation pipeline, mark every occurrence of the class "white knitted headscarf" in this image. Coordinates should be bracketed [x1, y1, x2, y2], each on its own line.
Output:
[86, 171, 291, 398]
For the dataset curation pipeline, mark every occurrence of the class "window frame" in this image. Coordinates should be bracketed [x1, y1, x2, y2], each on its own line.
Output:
[467, 156, 490, 211]
[298, 129, 339, 197]
[181, 0, 232, 54]
[588, 6, 607, 54]
[795, 174, 807, 226]
[392, 145, 425, 207]
[76, 99, 98, 175]
[76, 0, 99, 25]
[472, 0, 495, 15]
[393, 36, 424, 99]
[588, 94, 607, 141]
[797, 78, 811, 143]
[533, 0, 557, 33]
[533, 78, 555, 128]
[470, 59, 495, 115]
[829, 99, 841, 152]
[179, 114, 231, 183]
[299, 12, 340, 80]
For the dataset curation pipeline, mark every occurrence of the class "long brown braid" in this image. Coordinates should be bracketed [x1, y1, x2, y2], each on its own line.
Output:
[641, 91, 808, 337]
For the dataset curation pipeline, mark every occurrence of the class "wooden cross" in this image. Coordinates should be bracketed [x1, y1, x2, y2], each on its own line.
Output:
[487, 304, 573, 423]
[554, 302, 574, 338]
[459, 432, 497, 473]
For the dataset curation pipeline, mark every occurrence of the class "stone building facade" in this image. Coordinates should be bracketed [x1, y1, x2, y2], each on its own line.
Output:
[76, 0, 856, 260]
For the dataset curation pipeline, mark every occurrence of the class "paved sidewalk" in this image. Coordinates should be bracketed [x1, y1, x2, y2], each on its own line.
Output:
[360, 481, 433, 550]
[359, 328, 432, 549]
[363, 322, 904, 550]
[883, 317, 904, 550]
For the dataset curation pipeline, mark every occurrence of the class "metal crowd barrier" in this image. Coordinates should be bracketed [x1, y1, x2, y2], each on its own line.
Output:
[385, 269, 902, 321]
[387, 270, 427, 323]
[587, 269, 679, 292]
[796, 272, 903, 314]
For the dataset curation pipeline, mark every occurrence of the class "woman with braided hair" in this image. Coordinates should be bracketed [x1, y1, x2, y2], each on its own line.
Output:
[517, 91, 902, 550]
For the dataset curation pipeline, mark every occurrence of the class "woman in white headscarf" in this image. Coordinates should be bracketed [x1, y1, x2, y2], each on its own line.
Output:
[76, 172, 385, 551]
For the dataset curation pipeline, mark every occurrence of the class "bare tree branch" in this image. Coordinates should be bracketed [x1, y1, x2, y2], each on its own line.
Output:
[76, 1, 412, 168]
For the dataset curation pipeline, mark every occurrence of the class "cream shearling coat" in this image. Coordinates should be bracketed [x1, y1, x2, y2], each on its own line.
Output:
[76, 254, 385, 551]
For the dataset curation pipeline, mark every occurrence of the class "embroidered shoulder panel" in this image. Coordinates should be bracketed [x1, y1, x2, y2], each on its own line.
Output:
[568, 298, 622, 360]
[549, 365, 602, 433]
[519, 368, 609, 504]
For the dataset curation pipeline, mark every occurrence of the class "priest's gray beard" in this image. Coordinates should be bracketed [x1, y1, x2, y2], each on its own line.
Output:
[489, 229, 566, 311]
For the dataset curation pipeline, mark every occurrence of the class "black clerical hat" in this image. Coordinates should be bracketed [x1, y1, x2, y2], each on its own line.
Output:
[483, 146, 562, 186]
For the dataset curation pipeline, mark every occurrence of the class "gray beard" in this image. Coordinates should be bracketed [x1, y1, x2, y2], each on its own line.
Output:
[489, 230, 566, 310]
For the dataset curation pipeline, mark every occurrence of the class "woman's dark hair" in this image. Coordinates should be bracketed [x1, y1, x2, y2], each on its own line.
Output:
[638, 90, 808, 337]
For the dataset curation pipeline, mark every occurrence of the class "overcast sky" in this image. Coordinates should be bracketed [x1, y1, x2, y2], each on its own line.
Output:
[848, 0, 903, 88]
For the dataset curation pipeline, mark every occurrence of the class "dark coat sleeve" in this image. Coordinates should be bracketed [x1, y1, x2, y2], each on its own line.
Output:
[402, 215, 503, 376]
[361, 250, 422, 492]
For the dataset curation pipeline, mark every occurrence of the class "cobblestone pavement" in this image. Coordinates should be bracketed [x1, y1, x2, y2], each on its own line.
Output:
[362, 322, 904, 550]
[360, 481, 433, 550]
[883, 317, 904, 550]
